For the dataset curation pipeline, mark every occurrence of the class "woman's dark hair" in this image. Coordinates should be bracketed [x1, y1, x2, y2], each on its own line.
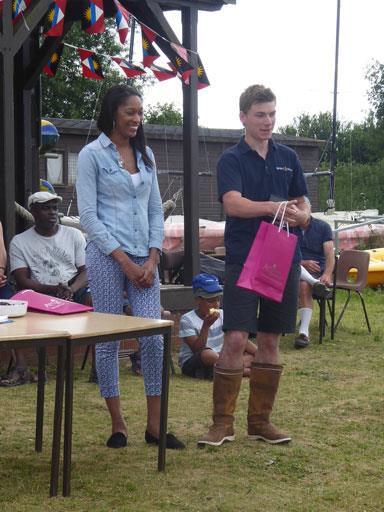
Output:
[97, 85, 153, 167]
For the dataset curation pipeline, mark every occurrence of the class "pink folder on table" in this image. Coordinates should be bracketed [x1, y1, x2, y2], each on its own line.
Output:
[11, 290, 93, 315]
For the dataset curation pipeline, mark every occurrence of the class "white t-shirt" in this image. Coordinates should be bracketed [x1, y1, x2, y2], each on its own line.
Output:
[178, 309, 224, 367]
[9, 225, 86, 285]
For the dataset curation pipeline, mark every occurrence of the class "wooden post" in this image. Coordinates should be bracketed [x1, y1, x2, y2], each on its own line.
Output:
[0, 5, 16, 245]
[182, 6, 200, 285]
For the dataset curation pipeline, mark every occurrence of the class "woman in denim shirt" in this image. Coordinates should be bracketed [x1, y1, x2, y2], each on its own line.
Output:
[77, 85, 184, 450]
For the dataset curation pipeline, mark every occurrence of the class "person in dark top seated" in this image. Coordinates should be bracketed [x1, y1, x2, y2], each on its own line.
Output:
[294, 199, 334, 349]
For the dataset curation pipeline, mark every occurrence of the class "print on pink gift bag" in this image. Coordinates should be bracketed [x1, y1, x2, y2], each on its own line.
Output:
[236, 202, 298, 303]
[11, 289, 93, 315]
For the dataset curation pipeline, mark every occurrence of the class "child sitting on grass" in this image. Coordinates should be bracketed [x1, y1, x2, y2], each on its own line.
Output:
[178, 273, 256, 379]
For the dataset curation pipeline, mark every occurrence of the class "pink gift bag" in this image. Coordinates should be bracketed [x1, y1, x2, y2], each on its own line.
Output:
[236, 202, 298, 303]
[11, 289, 93, 315]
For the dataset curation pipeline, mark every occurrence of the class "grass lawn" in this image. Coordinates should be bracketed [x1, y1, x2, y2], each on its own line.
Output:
[1, 288, 383, 511]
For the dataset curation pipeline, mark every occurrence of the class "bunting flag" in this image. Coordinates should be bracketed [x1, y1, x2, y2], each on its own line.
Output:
[113, 0, 130, 44]
[43, 1, 67, 37]
[81, 0, 104, 34]
[12, 0, 30, 23]
[43, 44, 64, 77]
[141, 29, 160, 67]
[141, 24, 158, 43]
[78, 48, 104, 80]
[196, 55, 210, 90]
[167, 47, 194, 83]
[150, 63, 177, 82]
[170, 42, 189, 62]
[112, 58, 146, 78]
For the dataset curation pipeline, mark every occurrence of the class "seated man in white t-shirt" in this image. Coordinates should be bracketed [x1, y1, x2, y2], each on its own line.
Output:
[178, 273, 257, 379]
[0, 192, 90, 387]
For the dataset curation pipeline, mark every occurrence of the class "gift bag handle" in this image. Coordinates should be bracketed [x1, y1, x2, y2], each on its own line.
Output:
[272, 201, 290, 235]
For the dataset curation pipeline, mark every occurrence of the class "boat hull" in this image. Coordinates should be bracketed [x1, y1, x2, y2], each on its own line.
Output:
[348, 248, 384, 287]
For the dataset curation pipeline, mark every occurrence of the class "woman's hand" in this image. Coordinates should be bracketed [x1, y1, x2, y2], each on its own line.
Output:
[121, 260, 146, 288]
[111, 248, 145, 288]
[138, 258, 157, 288]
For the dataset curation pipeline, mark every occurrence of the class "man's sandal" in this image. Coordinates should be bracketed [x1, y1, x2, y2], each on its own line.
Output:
[0, 367, 31, 387]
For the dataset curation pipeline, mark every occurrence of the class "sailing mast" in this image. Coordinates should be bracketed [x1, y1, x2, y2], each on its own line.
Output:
[328, 0, 341, 214]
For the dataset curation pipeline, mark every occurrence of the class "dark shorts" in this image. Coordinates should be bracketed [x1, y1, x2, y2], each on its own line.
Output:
[73, 286, 91, 305]
[181, 349, 214, 380]
[0, 283, 14, 300]
[222, 262, 300, 334]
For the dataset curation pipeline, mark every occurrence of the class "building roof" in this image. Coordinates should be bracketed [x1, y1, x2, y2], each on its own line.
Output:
[157, 1, 236, 10]
[49, 118, 325, 147]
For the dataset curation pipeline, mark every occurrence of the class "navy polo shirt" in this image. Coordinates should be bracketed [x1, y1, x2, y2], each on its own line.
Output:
[217, 136, 307, 265]
[298, 217, 333, 272]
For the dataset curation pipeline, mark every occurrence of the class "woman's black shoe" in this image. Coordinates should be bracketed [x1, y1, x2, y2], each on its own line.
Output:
[145, 430, 185, 449]
[106, 432, 127, 448]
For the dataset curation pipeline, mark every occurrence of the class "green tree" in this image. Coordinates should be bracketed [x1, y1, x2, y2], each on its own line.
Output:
[318, 160, 384, 214]
[144, 102, 183, 125]
[279, 112, 334, 140]
[366, 60, 384, 123]
[42, 20, 150, 119]
[279, 111, 384, 164]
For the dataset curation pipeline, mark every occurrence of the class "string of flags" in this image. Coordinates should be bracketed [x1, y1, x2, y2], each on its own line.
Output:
[10, 0, 209, 89]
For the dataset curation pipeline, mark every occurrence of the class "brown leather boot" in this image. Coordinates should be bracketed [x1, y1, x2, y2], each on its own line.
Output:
[198, 366, 243, 447]
[247, 362, 291, 444]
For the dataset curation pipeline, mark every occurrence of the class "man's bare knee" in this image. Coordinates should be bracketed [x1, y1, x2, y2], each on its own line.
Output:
[222, 331, 248, 357]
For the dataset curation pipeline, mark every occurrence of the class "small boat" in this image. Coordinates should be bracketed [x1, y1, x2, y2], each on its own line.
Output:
[349, 248, 384, 287]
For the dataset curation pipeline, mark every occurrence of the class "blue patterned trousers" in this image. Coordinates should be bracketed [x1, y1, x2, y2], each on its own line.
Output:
[86, 242, 163, 398]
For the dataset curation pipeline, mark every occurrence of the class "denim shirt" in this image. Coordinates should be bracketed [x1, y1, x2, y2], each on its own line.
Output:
[76, 132, 163, 256]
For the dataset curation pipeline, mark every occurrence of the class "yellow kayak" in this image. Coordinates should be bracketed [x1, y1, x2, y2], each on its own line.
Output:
[349, 248, 384, 287]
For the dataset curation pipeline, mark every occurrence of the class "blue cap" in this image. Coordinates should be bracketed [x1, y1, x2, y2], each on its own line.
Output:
[192, 273, 222, 298]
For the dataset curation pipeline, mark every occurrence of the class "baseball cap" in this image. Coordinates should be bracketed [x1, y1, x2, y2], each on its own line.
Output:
[192, 273, 223, 298]
[28, 191, 62, 209]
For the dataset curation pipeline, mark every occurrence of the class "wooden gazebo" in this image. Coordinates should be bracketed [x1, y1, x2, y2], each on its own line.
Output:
[0, 0, 235, 283]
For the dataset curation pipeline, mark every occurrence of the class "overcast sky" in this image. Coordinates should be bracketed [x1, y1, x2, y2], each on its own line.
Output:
[142, 0, 384, 131]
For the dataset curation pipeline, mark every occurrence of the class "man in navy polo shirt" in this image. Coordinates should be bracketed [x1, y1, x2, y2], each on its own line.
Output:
[198, 84, 310, 447]
[295, 200, 334, 349]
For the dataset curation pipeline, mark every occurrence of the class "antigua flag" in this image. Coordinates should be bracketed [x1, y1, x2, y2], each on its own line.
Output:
[141, 28, 160, 67]
[78, 48, 104, 80]
[12, 0, 30, 24]
[196, 55, 210, 90]
[81, 0, 104, 34]
[140, 24, 158, 43]
[43, 1, 67, 37]
[168, 48, 194, 83]
[113, 0, 130, 44]
[150, 63, 177, 82]
[112, 58, 146, 78]
[43, 44, 64, 77]
[170, 42, 189, 62]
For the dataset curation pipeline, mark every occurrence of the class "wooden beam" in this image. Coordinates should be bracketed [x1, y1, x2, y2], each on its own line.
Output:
[128, 0, 179, 42]
[11, 0, 52, 57]
[155, 0, 235, 11]
[0, 0, 13, 47]
[182, 6, 200, 284]
[15, 35, 42, 213]
[23, 22, 74, 90]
